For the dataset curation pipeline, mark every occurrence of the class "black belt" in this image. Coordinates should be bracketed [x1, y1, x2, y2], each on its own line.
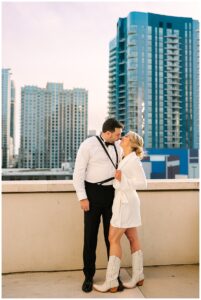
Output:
[85, 177, 114, 186]
[96, 177, 114, 185]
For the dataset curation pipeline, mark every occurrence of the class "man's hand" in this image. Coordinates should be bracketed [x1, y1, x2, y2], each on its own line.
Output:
[80, 199, 90, 212]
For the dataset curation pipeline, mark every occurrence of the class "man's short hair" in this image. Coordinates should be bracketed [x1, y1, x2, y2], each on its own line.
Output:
[102, 118, 124, 133]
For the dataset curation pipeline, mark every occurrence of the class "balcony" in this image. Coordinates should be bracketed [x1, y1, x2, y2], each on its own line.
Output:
[119, 60, 126, 65]
[128, 27, 137, 35]
[119, 72, 126, 77]
[119, 37, 125, 42]
[2, 180, 199, 298]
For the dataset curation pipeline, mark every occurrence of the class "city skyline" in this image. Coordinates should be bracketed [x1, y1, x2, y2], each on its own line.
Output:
[2, 1, 201, 154]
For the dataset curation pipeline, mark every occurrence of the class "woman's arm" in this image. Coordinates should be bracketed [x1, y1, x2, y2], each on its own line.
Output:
[113, 157, 147, 191]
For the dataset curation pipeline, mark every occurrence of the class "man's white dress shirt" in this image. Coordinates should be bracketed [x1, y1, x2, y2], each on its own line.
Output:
[73, 136, 122, 201]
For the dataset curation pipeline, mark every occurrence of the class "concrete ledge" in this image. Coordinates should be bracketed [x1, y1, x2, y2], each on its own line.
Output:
[2, 180, 199, 273]
[2, 179, 199, 193]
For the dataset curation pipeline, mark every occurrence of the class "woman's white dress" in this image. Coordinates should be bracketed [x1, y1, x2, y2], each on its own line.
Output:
[110, 152, 147, 228]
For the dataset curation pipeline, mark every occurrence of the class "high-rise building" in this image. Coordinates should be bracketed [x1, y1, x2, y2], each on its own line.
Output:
[19, 83, 88, 168]
[2, 68, 15, 168]
[10, 80, 16, 158]
[109, 12, 199, 149]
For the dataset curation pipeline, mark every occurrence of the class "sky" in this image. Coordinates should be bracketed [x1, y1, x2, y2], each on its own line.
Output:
[2, 0, 201, 154]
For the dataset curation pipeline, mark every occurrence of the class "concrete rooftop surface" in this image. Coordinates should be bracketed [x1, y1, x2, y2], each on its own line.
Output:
[2, 264, 199, 298]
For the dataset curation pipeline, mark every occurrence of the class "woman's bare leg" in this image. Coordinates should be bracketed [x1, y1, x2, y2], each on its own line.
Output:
[125, 227, 141, 253]
[109, 225, 126, 258]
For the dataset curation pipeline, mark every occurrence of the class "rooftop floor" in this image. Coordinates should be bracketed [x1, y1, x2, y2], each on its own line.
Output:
[2, 264, 199, 298]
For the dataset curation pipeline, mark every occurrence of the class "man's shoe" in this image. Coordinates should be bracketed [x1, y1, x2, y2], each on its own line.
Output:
[82, 278, 93, 293]
[117, 276, 124, 291]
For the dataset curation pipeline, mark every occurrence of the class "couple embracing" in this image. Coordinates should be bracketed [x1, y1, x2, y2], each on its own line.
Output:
[73, 118, 147, 293]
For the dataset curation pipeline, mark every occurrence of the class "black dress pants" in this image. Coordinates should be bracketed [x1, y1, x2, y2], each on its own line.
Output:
[83, 181, 114, 279]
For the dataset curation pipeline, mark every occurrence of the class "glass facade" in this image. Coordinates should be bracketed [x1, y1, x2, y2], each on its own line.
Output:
[19, 84, 88, 168]
[2, 69, 14, 168]
[10, 80, 15, 141]
[108, 12, 199, 149]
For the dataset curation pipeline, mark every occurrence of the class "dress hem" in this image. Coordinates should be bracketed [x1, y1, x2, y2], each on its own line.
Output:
[110, 222, 142, 229]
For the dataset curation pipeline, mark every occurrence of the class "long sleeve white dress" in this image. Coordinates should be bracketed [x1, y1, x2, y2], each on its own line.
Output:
[110, 152, 147, 228]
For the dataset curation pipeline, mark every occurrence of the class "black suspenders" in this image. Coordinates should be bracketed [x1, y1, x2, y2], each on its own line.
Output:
[95, 136, 118, 185]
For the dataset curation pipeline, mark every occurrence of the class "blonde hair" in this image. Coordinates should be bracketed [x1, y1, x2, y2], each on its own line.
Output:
[127, 131, 144, 159]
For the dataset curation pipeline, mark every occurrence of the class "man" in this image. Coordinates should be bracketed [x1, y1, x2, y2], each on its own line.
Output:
[73, 118, 123, 293]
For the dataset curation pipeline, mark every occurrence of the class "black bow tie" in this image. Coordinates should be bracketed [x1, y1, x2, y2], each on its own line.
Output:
[105, 142, 114, 147]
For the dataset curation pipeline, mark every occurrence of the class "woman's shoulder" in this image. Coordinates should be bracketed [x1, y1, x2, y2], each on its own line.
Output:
[120, 152, 137, 167]
[130, 151, 138, 160]
[129, 152, 142, 165]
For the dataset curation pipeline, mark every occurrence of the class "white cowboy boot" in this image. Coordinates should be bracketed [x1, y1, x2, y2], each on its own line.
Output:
[123, 250, 144, 288]
[93, 256, 120, 293]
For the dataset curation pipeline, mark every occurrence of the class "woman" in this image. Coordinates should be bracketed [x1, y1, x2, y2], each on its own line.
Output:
[93, 131, 147, 293]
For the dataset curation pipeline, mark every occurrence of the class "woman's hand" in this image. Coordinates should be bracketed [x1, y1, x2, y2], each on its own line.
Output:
[115, 170, 122, 182]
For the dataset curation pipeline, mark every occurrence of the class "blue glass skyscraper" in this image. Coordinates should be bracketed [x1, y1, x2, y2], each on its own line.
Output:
[109, 12, 199, 149]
